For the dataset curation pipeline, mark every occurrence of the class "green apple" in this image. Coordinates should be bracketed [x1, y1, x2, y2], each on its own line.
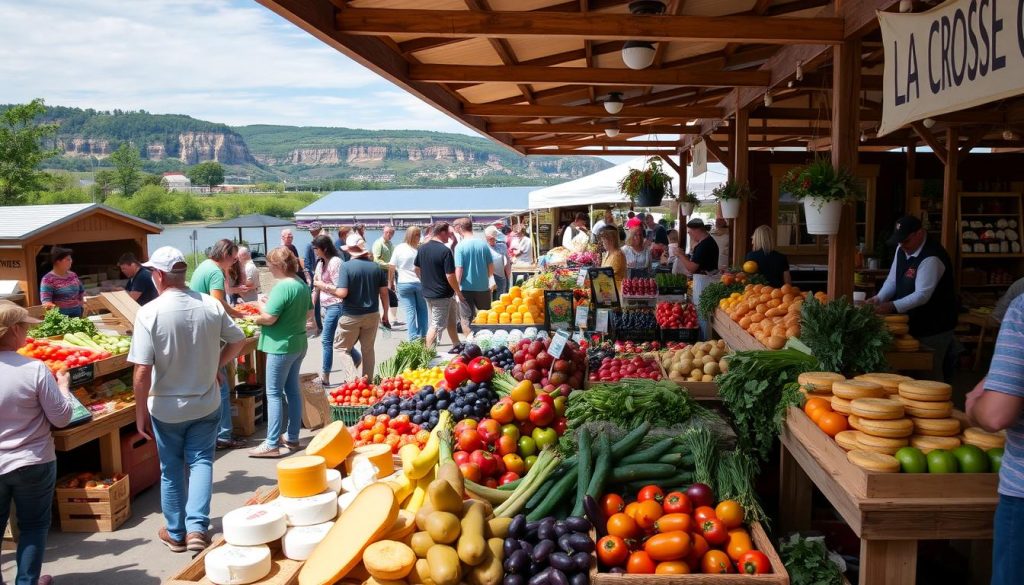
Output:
[531, 426, 557, 450]
[989, 448, 1004, 473]
[524, 455, 538, 472]
[500, 424, 521, 441]
[894, 447, 927, 473]
[517, 436, 537, 457]
[926, 449, 959, 474]
[952, 444, 990, 473]
[553, 396, 567, 417]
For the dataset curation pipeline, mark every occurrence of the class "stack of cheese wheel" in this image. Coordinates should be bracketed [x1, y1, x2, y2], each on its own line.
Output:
[831, 379, 887, 417]
[961, 426, 1007, 451]
[886, 315, 921, 351]
[854, 372, 913, 396]
[798, 371, 846, 397]
[896, 380, 963, 453]
[846, 395, 912, 473]
[212, 504, 287, 584]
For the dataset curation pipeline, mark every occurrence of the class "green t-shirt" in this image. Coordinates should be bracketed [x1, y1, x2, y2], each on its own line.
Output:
[190, 259, 225, 295]
[258, 277, 312, 355]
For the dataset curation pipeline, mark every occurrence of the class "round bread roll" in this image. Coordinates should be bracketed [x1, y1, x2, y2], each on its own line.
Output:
[897, 397, 953, 419]
[835, 430, 862, 451]
[830, 395, 853, 415]
[855, 373, 913, 394]
[898, 380, 953, 402]
[910, 435, 961, 453]
[799, 371, 845, 394]
[892, 337, 920, 352]
[911, 417, 962, 437]
[850, 398, 906, 420]
[832, 380, 887, 400]
[855, 433, 909, 455]
[847, 414, 863, 431]
[847, 450, 900, 473]
[857, 417, 914, 438]
[963, 427, 1007, 450]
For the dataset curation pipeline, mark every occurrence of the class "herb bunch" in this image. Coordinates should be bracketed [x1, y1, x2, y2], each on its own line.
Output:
[779, 535, 844, 585]
[799, 296, 891, 376]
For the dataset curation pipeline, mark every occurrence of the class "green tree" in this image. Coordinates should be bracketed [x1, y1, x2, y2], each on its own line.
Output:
[0, 99, 59, 204]
[187, 161, 225, 193]
[93, 169, 115, 202]
[109, 142, 142, 196]
[140, 173, 162, 187]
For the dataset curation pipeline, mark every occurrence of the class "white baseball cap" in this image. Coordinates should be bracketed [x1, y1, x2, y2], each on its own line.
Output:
[142, 246, 188, 273]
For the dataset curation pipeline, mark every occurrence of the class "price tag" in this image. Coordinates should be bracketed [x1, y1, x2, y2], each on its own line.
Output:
[70, 363, 95, 386]
[576, 270, 588, 287]
[575, 305, 589, 329]
[548, 330, 570, 359]
[595, 309, 609, 333]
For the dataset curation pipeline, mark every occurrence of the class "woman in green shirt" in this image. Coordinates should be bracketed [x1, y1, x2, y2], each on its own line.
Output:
[249, 247, 313, 457]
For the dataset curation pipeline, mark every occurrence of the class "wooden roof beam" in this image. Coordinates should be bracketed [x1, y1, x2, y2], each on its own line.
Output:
[336, 9, 846, 44]
[525, 148, 682, 155]
[516, 139, 687, 147]
[411, 65, 771, 87]
[911, 121, 948, 165]
[464, 104, 721, 118]
[489, 122, 698, 134]
[462, 0, 536, 105]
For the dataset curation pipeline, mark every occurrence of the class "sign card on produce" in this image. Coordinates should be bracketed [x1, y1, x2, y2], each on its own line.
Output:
[878, 0, 1024, 135]
[596, 309, 610, 333]
[548, 330, 571, 359]
[575, 305, 589, 329]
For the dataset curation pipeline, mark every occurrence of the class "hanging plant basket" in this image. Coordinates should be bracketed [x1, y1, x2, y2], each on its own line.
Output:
[679, 202, 695, 216]
[636, 184, 665, 207]
[720, 198, 742, 219]
[803, 197, 845, 235]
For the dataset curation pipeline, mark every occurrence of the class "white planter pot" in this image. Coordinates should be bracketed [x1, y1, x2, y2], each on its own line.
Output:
[680, 202, 695, 216]
[803, 197, 844, 235]
[719, 198, 741, 219]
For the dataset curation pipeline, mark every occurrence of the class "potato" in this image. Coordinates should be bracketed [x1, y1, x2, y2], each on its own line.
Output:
[679, 360, 693, 373]
[709, 347, 724, 360]
[693, 350, 706, 360]
[702, 374, 714, 382]
[701, 355, 715, 365]
[703, 362, 720, 375]
[691, 368, 704, 379]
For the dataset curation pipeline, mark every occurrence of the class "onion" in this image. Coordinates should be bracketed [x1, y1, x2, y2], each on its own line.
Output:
[686, 482, 715, 508]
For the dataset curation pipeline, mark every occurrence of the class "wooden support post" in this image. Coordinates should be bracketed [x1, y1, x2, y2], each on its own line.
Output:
[828, 38, 860, 300]
[859, 540, 918, 585]
[678, 152, 688, 233]
[905, 142, 916, 214]
[942, 127, 960, 258]
[733, 106, 750, 265]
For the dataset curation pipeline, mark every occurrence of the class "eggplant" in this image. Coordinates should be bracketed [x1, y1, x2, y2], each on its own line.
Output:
[565, 516, 593, 534]
[509, 515, 526, 539]
[572, 552, 592, 573]
[570, 573, 590, 585]
[525, 521, 539, 538]
[528, 568, 553, 585]
[549, 569, 569, 585]
[558, 533, 575, 554]
[567, 533, 595, 554]
[538, 518, 556, 541]
[583, 496, 606, 538]
[532, 539, 555, 564]
[548, 552, 575, 573]
[504, 576, 526, 585]
[519, 541, 534, 557]
[503, 538, 520, 559]
[506, 549, 530, 574]
[554, 520, 569, 537]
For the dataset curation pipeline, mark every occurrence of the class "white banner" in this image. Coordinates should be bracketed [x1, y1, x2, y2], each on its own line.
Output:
[878, 0, 1024, 136]
[692, 140, 708, 176]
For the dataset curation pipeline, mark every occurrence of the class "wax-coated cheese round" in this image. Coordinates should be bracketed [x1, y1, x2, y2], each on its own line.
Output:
[282, 522, 334, 561]
[223, 505, 287, 546]
[305, 421, 354, 469]
[277, 456, 327, 498]
[325, 468, 342, 495]
[279, 489, 338, 527]
[205, 544, 272, 585]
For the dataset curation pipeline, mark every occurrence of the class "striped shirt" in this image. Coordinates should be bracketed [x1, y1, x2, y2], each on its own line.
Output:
[39, 271, 84, 310]
[985, 294, 1024, 497]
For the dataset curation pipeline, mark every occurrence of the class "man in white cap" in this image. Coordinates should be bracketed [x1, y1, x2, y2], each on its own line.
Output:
[128, 246, 247, 554]
[303, 222, 324, 334]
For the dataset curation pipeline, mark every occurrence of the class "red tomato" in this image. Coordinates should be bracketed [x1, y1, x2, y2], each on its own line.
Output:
[737, 550, 772, 575]
[662, 491, 692, 515]
[601, 493, 625, 519]
[694, 506, 717, 524]
[700, 518, 729, 546]
[597, 535, 629, 568]
[637, 485, 664, 504]
[626, 551, 656, 574]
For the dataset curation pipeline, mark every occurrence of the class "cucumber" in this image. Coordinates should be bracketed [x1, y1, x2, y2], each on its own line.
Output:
[610, 422, 650, 461]
[572, 429, 592, 517]
[524, 476, 556, 511]
[498, 477, 523, 491]
[527, 468, 578, 520]
[657, 453, 696, 467]
[620, 438, 676, 465]
[609, 464, 678, 483]
[585, 434, 612, 502]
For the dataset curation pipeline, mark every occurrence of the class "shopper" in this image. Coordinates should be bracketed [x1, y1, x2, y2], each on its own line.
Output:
[599, 227, 627, 295]
[745, 225, 791, 287]
[303, 222, 324, 334]
[325, 241, 388, 379]
[645, 214, 669, 246]
[118, 252, 158, 305]
[0, 301, 74, 584]
[416, 222, 463, 348]
[866, 215, 957, 381]
[39, 246, 85, 317]
[128, 247, 246, 553]
[592, 209, 614, 243]
[967, 295, 1024, 585]
[453, 218, 494, 333]
[389, 226, 429, 341]
[235, 247, 260, 303]
[373, 226, 401, 325]
[310, 236, 354, 386]
[709, 204, 732, 270]
[510, 224, 534, 265]
[249, 247, 312, 457]
[280, 229, 306, 284]
[485, 226, 511, 300]
[623, 227, 653, 276]
[190, 239, 246, 450]
[676, 219, 720, 275]
[335, 227, 352, 261]
[562, 212, 591, 251]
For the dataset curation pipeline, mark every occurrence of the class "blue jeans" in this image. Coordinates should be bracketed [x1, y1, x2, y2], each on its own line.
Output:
[493, 276, 508, 301]
[218, 367, 232, 441]
[322, 304, 359, 373]
[265, 349, 306, 448]
[151, 408, 219, 541]
[313, 293, 322, 332]
[58, 306, 83, 318]
[993, 493, 1024, 585]
[0, 461, 56, 585]
[397, 282, 428, 341]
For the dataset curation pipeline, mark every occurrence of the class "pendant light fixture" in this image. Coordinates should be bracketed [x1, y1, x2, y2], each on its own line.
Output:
[899, 0, 913, 13]
[622, 1, 665, 70]
[604, 92, 624, 114]
[605, 127, 620, 138]
[763, 90, 773, 107]
[922, 118, 936, 128]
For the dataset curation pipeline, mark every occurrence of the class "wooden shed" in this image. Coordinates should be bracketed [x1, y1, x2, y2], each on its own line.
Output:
[0, 203, 162, 305]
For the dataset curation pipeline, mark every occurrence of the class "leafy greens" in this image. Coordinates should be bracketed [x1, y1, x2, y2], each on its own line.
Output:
[799, 296, 891, 376]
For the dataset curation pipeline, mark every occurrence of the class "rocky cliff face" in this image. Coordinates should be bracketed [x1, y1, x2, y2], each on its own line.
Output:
[60, 138, 113, 158]
[346, 145, 389, 163]
[407, 146, 478, 162]
[177, 132, 252, 165]
[146, 143, 166, 161]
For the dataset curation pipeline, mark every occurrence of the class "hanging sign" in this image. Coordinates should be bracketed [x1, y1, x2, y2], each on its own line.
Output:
[692, 141, 708, 177]
[877, 0, 1024, 136]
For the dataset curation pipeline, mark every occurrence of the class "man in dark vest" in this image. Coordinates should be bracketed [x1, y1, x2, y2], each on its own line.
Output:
[867, 215, 957, 381]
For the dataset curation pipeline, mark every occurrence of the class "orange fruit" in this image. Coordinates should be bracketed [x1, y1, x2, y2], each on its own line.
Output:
[818, 412, 849, 437]
[804, 397, 831, 418]
[742, 260, 758, 274]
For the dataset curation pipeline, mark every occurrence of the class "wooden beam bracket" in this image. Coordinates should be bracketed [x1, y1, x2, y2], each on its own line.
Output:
[911, 122, 948, 166]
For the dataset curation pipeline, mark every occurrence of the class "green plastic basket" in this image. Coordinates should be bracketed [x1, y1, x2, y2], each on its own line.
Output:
[330, 404, 369, 426]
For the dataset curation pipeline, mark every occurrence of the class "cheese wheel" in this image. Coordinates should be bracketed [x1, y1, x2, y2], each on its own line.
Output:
[338, 491, 358, 514]
[798, 372, 845, 394]
[884, 314, 909, 323]
[847, 414, 863, 430]
[832, 380, 887, 400]
[854, 373, 912, 394]
[856, 417, 914, 439]
[299, 483, 400, 585]
[897, 397, 953, 419]
[911, 417, 961, 437]
[847, 450, 900, 473]
[382, 510, 417, 541]
[205, 544, 272, 585]
[306, 421, 355, 469]
[279, 489, 339, 526]
[898, 380, 953, 401]
[283, 522, 335, 561]
[892, 336, 920, 351]
[326, 468, 342, 495]
[345, 444, 395, 476]
[223, 505, 288, 546]
[886, 323, 910, 336]
[855, 432, 908, 455]
[963, 427, 1007, 449]
[834, 430, 862, 451]
[850, 398, 905, 420]
[831, 396, 853, 415]
[278, 456, 328, 498]
[911, 435, 961, 453]
[363, 540, 416, 581]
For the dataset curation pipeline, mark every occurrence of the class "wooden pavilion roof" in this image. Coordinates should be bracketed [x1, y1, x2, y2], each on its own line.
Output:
[258, 0, 1024, 160]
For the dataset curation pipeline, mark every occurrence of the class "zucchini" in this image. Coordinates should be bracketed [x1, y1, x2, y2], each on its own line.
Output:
[657, 453, 696, 467]
[524, 476, 556, 511]
[619, 438, 676, 465]
[609, 463, 678, 483]
[572, 429, 593, 517]
[585, 434, 612, 502]
[610, 422, 651, 460]
[527, 468, 578, 520]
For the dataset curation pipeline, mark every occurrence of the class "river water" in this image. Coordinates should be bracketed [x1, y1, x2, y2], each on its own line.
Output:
[148, 224, 384, 257]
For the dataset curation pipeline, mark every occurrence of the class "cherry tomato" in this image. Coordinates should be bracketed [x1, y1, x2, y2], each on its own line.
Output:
[597, 535, 629, 568]
[701, 550, 733, 574]
[606, 512, 640, 539]
[726, 528, 753, 562]
[700, 518, 729, 546]
[654, 561, 691, 575]
[694, 506, 717, 524]
[715, 499, 745, 529]
[643, 531, 691, 562]
[637, 485, 665, 504]
[634, 500, 664, 532]
[738, 550, 772, 575]
[601, 493, 625, 519]
[626, 551, 656, 574]
[624, 501, 641, 519]
[654, 513, 692, 534]
[662, 491, 692, 515]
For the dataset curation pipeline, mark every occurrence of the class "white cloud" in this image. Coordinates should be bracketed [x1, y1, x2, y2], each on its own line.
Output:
[0, 0, 478, 134]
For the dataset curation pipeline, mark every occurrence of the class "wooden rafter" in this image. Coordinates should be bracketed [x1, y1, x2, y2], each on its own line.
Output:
[410, 64, 771, 87]
[659, 154, 683, 175]
[642, 0, 686, 97]
[910, 121, 948, 166]
[463, 0, 535, 105]
[701, 135, 729, 168]
[463, 104, 722, 118]
[515, 139, 685, 147]
[488, 122, 698, 134]
[525, 148, 682, 155]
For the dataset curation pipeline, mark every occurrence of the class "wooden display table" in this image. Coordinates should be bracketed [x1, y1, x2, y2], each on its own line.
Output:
[52, 407, 134, 477]
[779, 407, 997, 585]
[712, 309, 935, 372]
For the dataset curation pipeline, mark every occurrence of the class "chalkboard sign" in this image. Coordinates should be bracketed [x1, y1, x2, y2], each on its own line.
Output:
[70, 363, 95, 386]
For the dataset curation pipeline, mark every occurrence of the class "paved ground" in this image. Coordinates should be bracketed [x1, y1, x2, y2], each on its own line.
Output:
[0, 298, 449, 585]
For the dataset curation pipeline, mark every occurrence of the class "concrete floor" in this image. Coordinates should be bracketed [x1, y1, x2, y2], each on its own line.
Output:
[1, 304, 446, 585]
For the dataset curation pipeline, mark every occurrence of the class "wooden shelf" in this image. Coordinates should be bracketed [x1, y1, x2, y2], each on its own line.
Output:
[962, 253, 1024, 258]
[960, 213, 1018, 218]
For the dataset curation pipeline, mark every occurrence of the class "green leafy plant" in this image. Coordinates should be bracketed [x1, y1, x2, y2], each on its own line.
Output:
[779, 157, 865, 209]
[680, 191, 699, 205]
[779, 535, 844, 585]
[29, 309, 97, 338]
[711, 179, 752, 201]
[617, 157, 674, 202]
[799, 296, 891, 376]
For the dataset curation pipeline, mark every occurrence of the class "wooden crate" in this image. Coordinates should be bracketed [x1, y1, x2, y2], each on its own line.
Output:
[590, 522, 788, 584]
[786, 406, 999, 499]
[55, 473, 131, 532]
[712, 309, 768, 352]
[164, 539, 302, 585]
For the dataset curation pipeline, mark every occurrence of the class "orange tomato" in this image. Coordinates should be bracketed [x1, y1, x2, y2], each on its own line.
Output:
[655, 561, 691, 575]
[701, 550, 733, 574]
[654, 513, 692, 534]
[714, 500, 745, 530]
[726, 528, 753, 562]
[601, 493, 625, 519]
[804, 397, 831, 417]
[643, 531, 691, 562]
[607, 512, 640, 539]
[686, 533, 710, 568]
[817, 411, 849, 437]
[626, 551, 656, 574]
[634, 500, 664, 532]
[624, 501, 641, 519]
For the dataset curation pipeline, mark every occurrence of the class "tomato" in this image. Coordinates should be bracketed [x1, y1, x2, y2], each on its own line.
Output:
[738, 550, 772, 575]
[637, 485, 664, 504]
[662, 491, 692, 515]
[597, 535, 629, 568]
[601, 493, 625, 519]
[700, 550, 733, 574]
[624, 501, 641, 519]
[626, 551, 656, 574]
[694, 506, 717, 524]
[687, 533, 710, 568]
[700, 517, 728, 546]
[607, 512, 639, 539]
[654, 561, 691, 575]
[643, 531, 691, 562]
[634, 499, 664, 532]
[715, 500, 745, 529]
[654, 512, 692, 534]
[726, 528, 753, 562]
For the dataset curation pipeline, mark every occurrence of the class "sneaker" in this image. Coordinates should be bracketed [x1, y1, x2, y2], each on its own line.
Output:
[158, 527, 186, 553]
[216, 438, 246, 450]
[280, 435, 300, 451]
[248, 442, 290, 458]
[186, 531, 211, 552]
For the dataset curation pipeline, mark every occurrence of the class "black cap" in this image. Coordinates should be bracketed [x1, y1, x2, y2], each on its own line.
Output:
[888, 215, 923, 245]
[686, 218, 709, 230]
